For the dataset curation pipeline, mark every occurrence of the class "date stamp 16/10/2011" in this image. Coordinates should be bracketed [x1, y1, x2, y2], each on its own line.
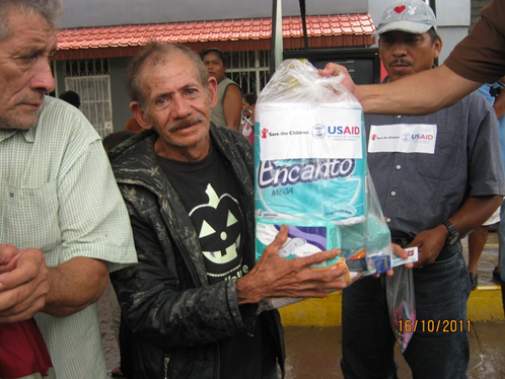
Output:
[399, 319, 471, 334]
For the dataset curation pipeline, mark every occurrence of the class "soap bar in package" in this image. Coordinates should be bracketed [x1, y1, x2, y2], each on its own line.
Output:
[256, 221, 341, 268]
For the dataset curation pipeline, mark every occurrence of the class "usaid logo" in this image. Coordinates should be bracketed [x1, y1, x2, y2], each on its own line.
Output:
[401, 132, 434, 142]
[312, 124, 361, 139]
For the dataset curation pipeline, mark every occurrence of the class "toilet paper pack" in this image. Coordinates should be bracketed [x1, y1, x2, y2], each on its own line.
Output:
[254, 60, 394, 302]
[255, 102, 366, 226]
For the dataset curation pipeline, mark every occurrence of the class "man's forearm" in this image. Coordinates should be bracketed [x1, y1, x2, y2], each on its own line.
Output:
[357, 65, 479, 114]
[43, 257, 108, 317]
[448, 196, 503, 235]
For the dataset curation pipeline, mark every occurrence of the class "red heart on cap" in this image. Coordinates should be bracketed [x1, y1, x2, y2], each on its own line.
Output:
[394, 5, 406, 13]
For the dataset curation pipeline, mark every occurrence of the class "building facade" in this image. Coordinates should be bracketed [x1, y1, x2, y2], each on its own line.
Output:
[53, 14, 376, 135]
[52, 0, 472, 136]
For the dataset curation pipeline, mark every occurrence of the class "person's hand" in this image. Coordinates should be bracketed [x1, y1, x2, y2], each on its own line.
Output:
[409, 225, 447, 268]
[0, 244, 21, 274]
[236, 226, 350, 304]
[0, 247, 49, 323]
[385, 243, 413, 277]
[318, 63, 357, 95]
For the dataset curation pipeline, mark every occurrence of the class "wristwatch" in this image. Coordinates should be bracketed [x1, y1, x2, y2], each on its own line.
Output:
[442, 220, 460, 246]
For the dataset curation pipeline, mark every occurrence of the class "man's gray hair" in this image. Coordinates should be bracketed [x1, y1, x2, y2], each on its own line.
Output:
[127, 42, 209, 107]
[0, 0, 61, 39]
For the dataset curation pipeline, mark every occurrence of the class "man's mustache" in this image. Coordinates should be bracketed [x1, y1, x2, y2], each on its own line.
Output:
[390, 59, 411, 66]
[168, 116, 203, 132]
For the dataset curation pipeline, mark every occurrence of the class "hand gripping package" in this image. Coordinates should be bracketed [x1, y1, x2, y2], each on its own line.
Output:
[255, 60, 393, 280]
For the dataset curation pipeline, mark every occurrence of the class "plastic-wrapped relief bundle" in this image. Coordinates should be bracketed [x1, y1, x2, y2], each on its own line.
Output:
[255, 59, 392, 278]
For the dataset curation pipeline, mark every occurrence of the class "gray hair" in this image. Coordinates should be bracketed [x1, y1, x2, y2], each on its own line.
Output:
[127, 42, 209, 106]
[0, 0, 61, 39]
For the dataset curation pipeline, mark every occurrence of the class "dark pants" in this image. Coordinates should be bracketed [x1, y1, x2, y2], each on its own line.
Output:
[341, 244, 471, 379]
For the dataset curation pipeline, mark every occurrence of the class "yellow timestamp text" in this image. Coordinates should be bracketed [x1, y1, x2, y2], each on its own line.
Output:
[398, 319, 471, 334]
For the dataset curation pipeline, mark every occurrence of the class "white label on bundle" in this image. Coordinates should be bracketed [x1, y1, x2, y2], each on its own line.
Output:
[257, 103, 363, 161]
[368, 123, 437, 154]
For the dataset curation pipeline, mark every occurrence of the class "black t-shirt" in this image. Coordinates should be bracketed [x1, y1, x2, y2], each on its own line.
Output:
[158, 145, 275, 378]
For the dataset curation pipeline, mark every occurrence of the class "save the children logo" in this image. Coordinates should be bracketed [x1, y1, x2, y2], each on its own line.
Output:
[261, 128, 269, 139]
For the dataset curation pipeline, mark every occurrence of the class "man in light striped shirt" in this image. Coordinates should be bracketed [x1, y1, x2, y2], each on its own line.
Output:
[0, 1, 137, 378]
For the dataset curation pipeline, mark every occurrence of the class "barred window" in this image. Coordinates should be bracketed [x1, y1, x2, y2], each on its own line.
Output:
[64, 59, 110, 76]
[63, 59, 114, 137]
[224, 50, 270, 96]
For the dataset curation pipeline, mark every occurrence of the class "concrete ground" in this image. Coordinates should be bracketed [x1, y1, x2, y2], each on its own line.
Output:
[284, 321, 505, 379]
[462, 231, 500, 286]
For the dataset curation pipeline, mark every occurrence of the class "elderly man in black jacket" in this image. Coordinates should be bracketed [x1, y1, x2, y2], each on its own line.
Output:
[109, 43, 350, 379]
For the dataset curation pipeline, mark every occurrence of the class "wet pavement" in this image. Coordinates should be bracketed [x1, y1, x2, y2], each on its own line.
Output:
[284, 321, 505, 379]
[462, 231, 500, 287]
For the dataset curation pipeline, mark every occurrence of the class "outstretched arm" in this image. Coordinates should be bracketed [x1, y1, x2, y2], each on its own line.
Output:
[358, 65, 480, 114]
[320, 63, 480, 114]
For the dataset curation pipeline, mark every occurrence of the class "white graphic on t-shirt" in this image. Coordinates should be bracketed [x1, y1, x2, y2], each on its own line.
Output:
[189, 184, 242, 266]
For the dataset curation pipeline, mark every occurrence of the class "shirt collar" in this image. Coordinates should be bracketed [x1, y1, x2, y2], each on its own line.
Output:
[0, 129, 17, 143]
[0, 124, 37, 143]
[22, 125, 37, 142]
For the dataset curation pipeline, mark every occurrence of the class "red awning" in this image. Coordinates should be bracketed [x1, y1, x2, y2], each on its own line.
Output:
[55, 14, 375, 60]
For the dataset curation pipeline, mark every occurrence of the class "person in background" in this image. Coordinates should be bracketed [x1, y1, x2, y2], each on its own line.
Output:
[202, 48, 242, 130]
[241, 92, 257, 145]
[58, 90, 81, 109]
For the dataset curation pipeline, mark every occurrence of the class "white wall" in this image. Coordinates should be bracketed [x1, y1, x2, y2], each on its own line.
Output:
[368, 0, 470, 62]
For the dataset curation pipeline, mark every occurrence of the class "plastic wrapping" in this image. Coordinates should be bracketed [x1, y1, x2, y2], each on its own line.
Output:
[254, 59, 394, 308]
[386, 266, 416, 352]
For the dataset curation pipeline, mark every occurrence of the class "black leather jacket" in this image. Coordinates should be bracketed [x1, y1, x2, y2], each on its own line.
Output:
[109, 126, 284, 379]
